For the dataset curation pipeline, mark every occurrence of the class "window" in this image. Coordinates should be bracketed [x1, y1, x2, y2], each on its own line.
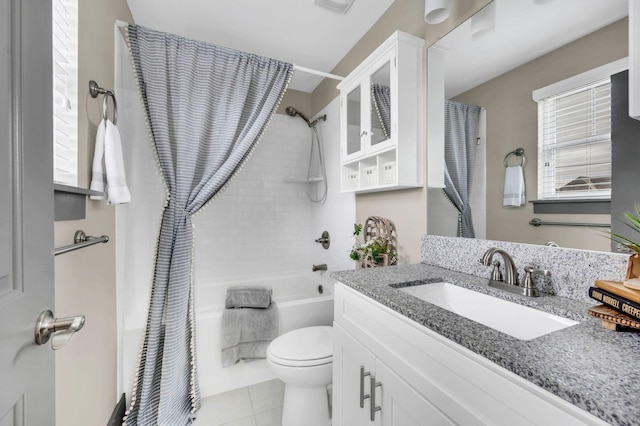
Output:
[533, 59, 627, 201]
[52, 0, 78, 185]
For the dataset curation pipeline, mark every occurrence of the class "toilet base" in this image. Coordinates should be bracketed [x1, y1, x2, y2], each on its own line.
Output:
[282, 384, 331, 426]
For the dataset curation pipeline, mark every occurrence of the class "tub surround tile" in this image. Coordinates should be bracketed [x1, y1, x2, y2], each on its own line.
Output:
[421, 235, 629, 303]
[331, 262, 640, 426]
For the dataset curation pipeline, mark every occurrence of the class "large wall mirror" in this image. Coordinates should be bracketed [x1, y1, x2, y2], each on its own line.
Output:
[427, 0, 632, 253]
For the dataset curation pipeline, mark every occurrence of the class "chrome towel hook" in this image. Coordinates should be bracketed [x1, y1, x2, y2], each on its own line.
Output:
[89, 80, 118, 125]
[503, 147, 526, 167]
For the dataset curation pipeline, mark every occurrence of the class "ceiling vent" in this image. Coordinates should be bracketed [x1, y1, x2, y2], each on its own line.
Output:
[313, 0, 356, 15]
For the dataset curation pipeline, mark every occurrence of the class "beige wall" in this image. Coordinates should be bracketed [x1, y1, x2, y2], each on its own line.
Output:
[454, 19, 628, 251]
[310, 0, 491, 263]
[54, 1, 133, 425]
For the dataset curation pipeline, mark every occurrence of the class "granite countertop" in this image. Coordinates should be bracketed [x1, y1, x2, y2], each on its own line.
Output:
[331, 263, 640, 426]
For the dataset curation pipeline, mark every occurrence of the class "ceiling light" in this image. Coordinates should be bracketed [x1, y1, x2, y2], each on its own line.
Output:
[313, 0, 356, 15]
[424, 0, 450, 24]
[470, 1, 496, 40]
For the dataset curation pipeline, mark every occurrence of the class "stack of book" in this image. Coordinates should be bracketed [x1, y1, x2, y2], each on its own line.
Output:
[588, 280, 640, 331]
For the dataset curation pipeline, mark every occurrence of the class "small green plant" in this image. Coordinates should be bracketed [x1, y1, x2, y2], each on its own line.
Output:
[349, 223, 397, 265]
[603, 204, 640, 254]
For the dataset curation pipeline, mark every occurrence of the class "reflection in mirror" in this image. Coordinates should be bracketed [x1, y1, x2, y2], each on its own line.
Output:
[427, 0, 629, 252]
[371, 61, 391, 145]
[346, 85, 361, 156]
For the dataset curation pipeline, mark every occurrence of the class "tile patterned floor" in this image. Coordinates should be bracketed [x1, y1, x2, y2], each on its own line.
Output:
[195, 379, 284, 426]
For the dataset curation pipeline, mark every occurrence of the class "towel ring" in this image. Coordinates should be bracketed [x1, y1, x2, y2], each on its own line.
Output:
[89, 80, 118, 125]
[503, 148, 526, 167]
[102, 91, 118, 125]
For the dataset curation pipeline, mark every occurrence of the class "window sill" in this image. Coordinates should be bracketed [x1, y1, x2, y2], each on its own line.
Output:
[529, 199, 610, 215]
[54, 184, 104, 221]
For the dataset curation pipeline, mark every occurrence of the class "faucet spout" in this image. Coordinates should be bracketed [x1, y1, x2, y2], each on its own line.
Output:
[480, 248, 519, 285]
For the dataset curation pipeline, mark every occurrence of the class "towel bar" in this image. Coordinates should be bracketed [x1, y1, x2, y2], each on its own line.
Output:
[54, 230, 110, 256]
[529, 218, 610, 228]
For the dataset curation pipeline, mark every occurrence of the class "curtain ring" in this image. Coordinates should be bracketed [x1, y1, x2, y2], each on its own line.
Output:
[503, 148, 526, 167]
[103, 90, 118, 125]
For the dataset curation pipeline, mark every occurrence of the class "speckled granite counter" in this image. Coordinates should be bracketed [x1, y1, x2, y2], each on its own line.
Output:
[331, 263, 640, 426]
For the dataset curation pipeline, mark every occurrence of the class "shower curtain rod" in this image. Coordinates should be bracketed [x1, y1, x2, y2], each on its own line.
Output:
[115, 20, 344, 82]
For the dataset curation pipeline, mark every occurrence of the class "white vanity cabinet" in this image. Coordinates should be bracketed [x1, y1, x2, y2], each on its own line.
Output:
[338, 31, 424, 193]
[332, 283, 610, 426]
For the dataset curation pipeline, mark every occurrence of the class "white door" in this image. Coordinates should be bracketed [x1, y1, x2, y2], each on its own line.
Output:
[375, 360, 456, 426]
[332, 324, 378, 426]
[0, 1, 56, 425]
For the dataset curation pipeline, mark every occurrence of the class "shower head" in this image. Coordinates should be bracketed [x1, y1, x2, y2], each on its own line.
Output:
[285, 106, 313, 127]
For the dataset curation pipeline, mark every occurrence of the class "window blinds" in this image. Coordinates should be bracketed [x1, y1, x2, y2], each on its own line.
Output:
[52, 0, 78, 185]
[537, 78, 611, 200]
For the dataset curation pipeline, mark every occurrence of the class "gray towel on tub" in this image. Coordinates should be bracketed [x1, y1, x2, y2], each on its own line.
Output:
[225, 285, 273, 308]
[221, 302, 279, 367]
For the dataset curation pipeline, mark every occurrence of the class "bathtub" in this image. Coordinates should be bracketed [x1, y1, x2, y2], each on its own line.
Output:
[194, 272, 335, 397]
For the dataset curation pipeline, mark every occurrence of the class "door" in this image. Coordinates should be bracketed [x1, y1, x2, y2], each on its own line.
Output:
[0, 1, 55, 425]
[375, 360, 455, 426]
[332, 324, 377, 426]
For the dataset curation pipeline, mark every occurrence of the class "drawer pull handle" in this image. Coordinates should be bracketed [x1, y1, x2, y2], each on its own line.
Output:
[370, 375, 382, 421]
[360, 366, 371, 408]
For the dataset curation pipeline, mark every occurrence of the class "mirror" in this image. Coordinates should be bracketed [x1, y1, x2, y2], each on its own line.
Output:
[427, 0, 629, 252]
[370, 61, 391, 145]
[346, 85, 361, 156]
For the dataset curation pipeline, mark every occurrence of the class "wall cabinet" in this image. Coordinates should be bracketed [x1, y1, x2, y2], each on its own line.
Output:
[338, 31, 424, 193]
[332, 283, 610, 426]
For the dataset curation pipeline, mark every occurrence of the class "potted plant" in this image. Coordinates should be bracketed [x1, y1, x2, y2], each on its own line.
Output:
[350, 223, 398, 268]
[604, 204, 640, 285]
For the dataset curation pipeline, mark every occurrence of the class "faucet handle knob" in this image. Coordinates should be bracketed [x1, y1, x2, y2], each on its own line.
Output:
[490, 260, 503, 282]
[524, 266, 551, 277]
[522, 266, 550, 297]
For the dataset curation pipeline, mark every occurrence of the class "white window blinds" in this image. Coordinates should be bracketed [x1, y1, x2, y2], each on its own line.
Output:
[537, 78, 612, 200]
[52, 0, 78, 185]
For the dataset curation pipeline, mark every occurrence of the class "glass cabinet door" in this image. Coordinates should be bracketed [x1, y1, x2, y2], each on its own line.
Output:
[346, 85, 362, 157]
[370, 60, 391, 148]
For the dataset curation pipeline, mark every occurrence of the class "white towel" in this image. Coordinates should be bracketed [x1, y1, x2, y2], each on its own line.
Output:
[90, 119, 131, 204]
[503, 166, 525, 207]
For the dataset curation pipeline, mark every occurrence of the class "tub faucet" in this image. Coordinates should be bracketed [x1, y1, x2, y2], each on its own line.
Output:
[480, 248, 519, 285]
[312, 264, 327, 272]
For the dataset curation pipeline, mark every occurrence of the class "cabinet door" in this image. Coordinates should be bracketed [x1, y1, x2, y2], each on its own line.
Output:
[366, 51, 395, 154]
[342, 81, 364, 162]
[333, 323, 377, 426]
[375, 361, 456, 426]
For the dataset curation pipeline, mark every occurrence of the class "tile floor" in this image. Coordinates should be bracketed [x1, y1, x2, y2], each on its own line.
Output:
[195, 379, 285, 426]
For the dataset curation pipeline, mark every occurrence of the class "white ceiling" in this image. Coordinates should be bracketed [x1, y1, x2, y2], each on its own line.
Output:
[435, 0, 629, 99]
[125, 0, 395, 93]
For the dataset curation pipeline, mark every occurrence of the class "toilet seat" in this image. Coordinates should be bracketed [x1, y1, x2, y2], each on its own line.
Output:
[267, 326, 333, 368]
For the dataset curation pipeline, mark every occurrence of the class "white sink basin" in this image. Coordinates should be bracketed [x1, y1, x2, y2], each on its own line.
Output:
[399, 282, 578, 340]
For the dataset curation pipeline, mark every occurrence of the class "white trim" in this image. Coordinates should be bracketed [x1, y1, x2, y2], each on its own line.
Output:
[630, 0, 640, 119]
[532, 57, 628, 101]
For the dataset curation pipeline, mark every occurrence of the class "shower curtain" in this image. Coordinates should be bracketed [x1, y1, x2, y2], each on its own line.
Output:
[123, 24, 293, 425]
[443, 100, 482, 238]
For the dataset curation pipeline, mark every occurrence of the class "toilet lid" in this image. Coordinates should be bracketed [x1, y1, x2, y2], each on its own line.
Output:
[268, 326, 333, 367]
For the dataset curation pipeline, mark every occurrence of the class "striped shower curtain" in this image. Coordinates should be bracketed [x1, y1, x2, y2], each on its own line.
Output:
[123, 24, 293, 425]
[443, 100, 482, 238]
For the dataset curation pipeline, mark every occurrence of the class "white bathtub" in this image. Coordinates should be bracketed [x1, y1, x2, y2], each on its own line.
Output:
[194, 272, 335, 397]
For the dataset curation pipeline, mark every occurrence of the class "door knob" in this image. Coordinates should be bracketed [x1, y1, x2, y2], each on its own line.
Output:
[34, 310, 85, 350]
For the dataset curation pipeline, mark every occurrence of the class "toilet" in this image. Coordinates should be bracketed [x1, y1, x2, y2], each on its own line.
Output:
[267, 326, 333, 426]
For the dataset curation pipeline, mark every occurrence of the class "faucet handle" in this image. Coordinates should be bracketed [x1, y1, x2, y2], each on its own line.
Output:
[490, 260, 503, 282]
[522, 266, 551, 297]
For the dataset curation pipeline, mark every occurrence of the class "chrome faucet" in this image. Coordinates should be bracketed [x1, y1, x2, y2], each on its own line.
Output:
[480, 248, 519, 285]
[480, 247, 551, 297]
[312, 264, 327, 272]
